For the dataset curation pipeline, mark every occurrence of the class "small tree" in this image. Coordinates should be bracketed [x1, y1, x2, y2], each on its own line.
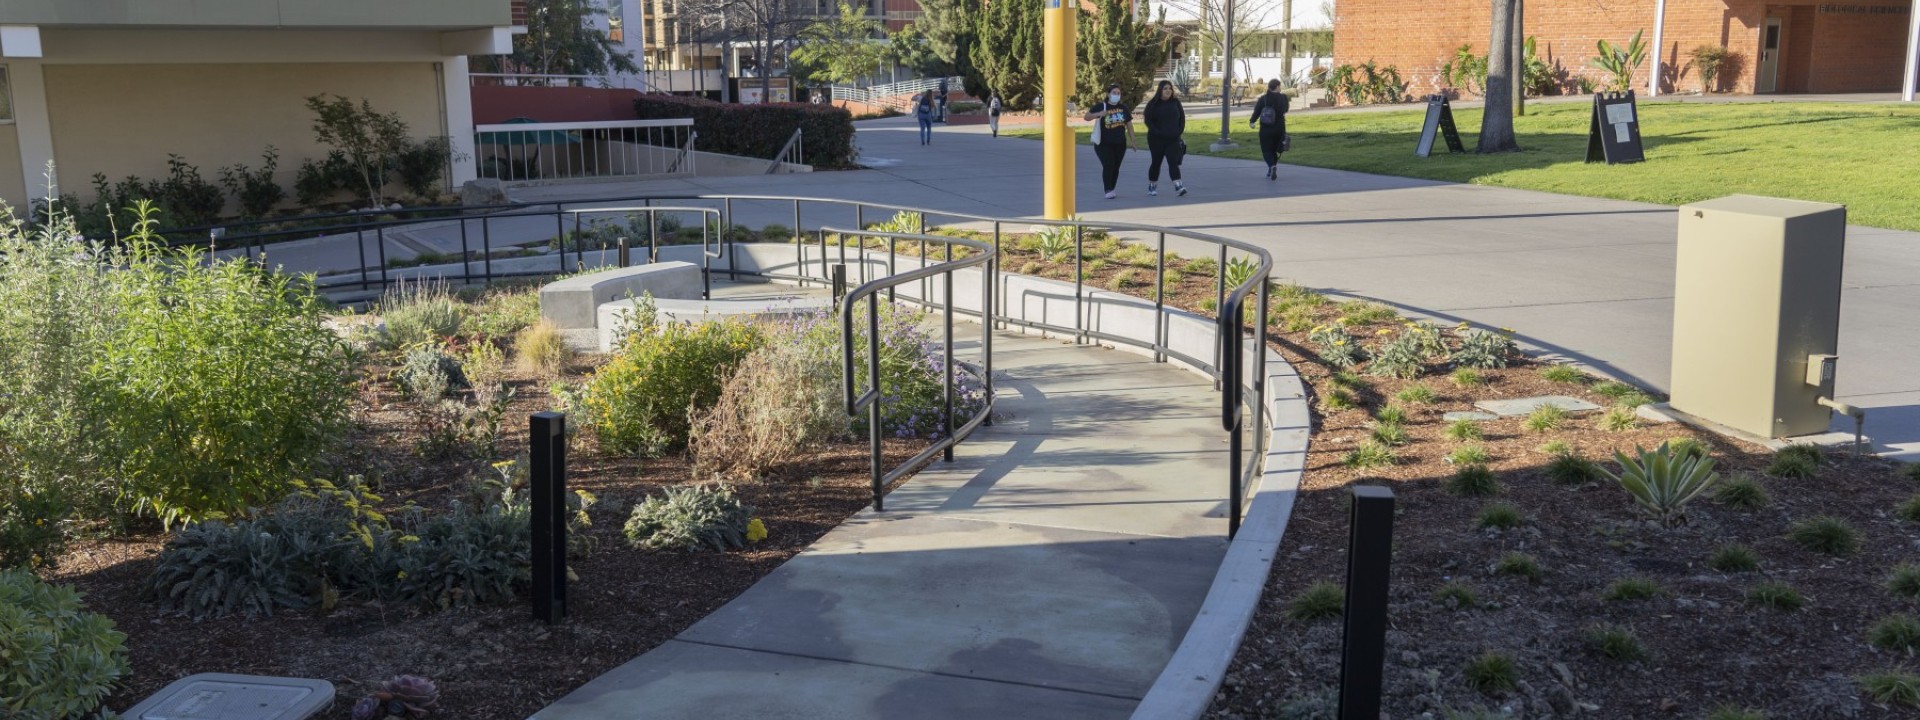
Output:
[970, 0, 1045, 108]
[918, 0, 988, 95]
[305, 95, 411, 208]
[473, 0, 641, 77]
[791, 2, 889, 90]
[1076, 0, 1169, 107]
[1690, 44, 1729, 94]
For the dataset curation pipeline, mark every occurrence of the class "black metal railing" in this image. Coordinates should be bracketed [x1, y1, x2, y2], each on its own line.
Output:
[179, 194, 1273, 538]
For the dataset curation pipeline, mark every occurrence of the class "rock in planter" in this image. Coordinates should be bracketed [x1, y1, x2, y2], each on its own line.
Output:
[461, 178, 509, 207]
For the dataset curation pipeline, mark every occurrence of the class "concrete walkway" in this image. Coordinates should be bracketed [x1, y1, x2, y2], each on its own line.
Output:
[498, 111, 1920, 459]
[533, 332, 1232, 719]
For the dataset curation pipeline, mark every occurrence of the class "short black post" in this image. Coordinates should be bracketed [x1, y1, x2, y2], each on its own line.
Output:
[832, 264, 847, 303]
[1338, 486, 1396, 720]
[617, 236, 630, 267]
[530, 412, 568, 625]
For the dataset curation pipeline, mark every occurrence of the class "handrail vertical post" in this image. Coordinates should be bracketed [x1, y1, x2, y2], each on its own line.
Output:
[1073, 224, 1085, 344]
[460, 217, 472, 283]
[868, 298, 885, 511]
[1256, 276, 1271, 458]
[918, 213, 929, 304]
[483, 217, 494, 285]
[983, 225, 995, 428]
[992, 221, 1004, 331]
[1155, 231, 1167, 362]
[375, 226, 390, 292]
[943, 263, 955, 462]
[1214, 245, 1228, 390]
[356, 225, 370, 292]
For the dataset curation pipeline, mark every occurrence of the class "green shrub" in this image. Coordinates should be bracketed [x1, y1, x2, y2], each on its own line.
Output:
[1451, 368, 1486, 387]
[1279, 304, 1317, 332]
[1905, 463, 1920, 482]
[1395, 383, 1438, 405]
[1539, 439, 1573, 456]
[1664, 437, 1710, 461]
[1462, 651, 1518, 695]
[1448, 464, 1501, 497]
[1591, 380, 1640, 400]
[1904, 495, 1920, 522]
[623, 483, 763, 552]
[1338, 300, 1398, 325]
[1374, 404, 1409, 425]
[1321, 388, 1357, 412]
[1540, 365, 1584, 384]
[1476, 502, 1524, 529]
[1768, 444, 1823, 479]
[1708, 544, 1760, 573]
[1330, 371, 1366, 389]
[1546, 453, 1602, 485]
[0, 570, 130, 720]
[0, 212, 354, 533]
[1583, 624, 1648, 662]
[379, 279, 464, 351]
[1603, 577, 1663, 602]
[1371, 422, 1410, 447]
[1714, 475, 1771, 510]
[1705, 706, 1766, 720]
[690, 316, 852, 481]
[1308, 324, 1363, 369]
[1106, 268, 1140, 291]
[1746, 582, 1805, 611]
[1598, 406, 1640, 432]
[635, 94, 859, 168]
[466, 287, 543, 339]
[1870, 614, 1920, 653]
[1288, 580, 1345, 621]
[1434, 581, 1481, 610]
[394, 136, 452, 198]
[1445, 419, 1484, 442]
[1344, 441, 1397, 469]
[1892, 564, 1920, 601]
[1860, 671, 1920, 708]
[219, 146, 286, 219]
[1790, 516, 1860, 556]
[586, 318, 765, 456]
[1366, 331, 1426, 380]
[1600, 442, 1722, 526]
[1448, 445, 1491, 465]
[1524, 405, 1569, 432]
[1222, 256, 1260, 290]
[514, 319, 575, 378]
[1495, 552, 1541, 582]
[1450, 329, 1515, 369]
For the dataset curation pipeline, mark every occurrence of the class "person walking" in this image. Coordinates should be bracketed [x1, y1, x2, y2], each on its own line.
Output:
[1249, 79, 1291, 180]
[914, 91, 934, 145]
[1142, 80, 1187, 197]
[988, 94, 1002, 138]
[1082, 83, 1137, 200]
[936, 79, 950, 123]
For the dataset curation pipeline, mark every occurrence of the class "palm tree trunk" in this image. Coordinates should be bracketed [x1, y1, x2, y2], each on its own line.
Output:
[1477, 0, 1520, 153]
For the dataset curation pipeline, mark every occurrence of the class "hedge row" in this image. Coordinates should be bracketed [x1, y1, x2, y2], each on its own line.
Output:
[634, 95, 858, 169]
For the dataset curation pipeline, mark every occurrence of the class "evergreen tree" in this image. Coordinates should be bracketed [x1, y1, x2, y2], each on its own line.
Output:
[919, 0, 987, 95]
[970, 0, 1045, 108]
[1076, 0, 1169, 107]
[889, 23, 951, 79]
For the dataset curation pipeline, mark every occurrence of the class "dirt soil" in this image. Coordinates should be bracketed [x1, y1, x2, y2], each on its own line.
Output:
[52, 352, 930, 718]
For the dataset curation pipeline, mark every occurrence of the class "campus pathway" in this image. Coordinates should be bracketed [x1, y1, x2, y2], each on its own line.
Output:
[502, 110, 1920, 459]
[532, 332, 1233, 719]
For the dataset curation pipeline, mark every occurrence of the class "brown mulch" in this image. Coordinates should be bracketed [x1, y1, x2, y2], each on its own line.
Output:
[51, 357, 929, 718]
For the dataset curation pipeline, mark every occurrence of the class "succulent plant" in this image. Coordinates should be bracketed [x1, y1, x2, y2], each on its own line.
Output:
[354, 674, 440, 719]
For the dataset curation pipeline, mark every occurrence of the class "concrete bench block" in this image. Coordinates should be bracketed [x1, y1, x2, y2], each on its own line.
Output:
[539, 262, 704, 329]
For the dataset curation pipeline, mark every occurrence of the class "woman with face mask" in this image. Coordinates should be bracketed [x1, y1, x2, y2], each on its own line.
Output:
[1081, 83, 1138, 199]
[1142, 80, 1187, 197]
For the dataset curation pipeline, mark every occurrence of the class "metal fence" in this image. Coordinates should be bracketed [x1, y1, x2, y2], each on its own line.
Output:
[197, 194, 1274, 537]
[474, 119, 697, 183]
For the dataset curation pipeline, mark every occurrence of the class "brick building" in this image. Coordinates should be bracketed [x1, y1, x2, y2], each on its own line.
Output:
[1334, 0, 1920, 98]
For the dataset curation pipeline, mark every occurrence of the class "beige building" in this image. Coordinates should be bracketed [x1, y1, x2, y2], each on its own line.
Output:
[0, 0, 520, 210]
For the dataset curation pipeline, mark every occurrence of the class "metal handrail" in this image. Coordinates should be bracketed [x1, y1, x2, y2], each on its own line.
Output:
[767, 128, 803, 174]
[831, 226, 995, 511]
[165, 193, 1272, 537]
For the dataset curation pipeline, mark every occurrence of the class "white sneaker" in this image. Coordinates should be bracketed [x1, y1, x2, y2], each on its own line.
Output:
[1148, 183, 1158, 196]
[1104, 191, 1117, 200]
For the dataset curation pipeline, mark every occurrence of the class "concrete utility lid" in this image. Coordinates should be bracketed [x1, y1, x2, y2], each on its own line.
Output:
[122, 674, 334, 720]
[1474, 395, 1601, 417]
[1442, 411, 1498, 422]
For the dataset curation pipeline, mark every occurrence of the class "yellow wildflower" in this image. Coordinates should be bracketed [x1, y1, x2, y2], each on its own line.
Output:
[1375, 328, 1392, 336]
[746, 518, 768, 543]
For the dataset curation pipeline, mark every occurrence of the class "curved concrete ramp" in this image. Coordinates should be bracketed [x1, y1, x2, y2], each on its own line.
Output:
[531, 332, 1235, 719]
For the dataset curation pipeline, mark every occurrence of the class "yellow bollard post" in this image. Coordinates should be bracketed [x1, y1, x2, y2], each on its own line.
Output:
[1043, 0, 1077, 219]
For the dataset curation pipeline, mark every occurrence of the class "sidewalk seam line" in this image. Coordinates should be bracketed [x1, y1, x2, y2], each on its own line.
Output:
[666, 638, 1147, 703]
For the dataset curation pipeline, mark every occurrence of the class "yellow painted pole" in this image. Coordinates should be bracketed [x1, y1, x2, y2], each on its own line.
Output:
[1043, 0, 1077, 219]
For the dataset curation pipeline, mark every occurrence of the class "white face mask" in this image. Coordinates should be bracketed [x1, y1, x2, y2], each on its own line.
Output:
[1108, 93, 1121, 104]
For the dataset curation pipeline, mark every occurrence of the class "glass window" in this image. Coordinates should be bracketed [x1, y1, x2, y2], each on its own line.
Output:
[0, 66, 13, 123]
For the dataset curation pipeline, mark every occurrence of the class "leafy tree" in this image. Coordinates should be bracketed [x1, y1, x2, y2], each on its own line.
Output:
[1076, 0, 1169, 106]
[791, 2, 889, 88]
[305, 95, 410, 208]
[918, 0, 987, 94]
[472, 0, 641, 77]
[970, 0, 1044, 108]
[889, 22, 951, 78]
[1477, 0, 1520, 153]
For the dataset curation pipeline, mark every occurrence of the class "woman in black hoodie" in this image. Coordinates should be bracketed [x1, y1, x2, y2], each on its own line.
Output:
[1249, 79, 1291, 180]
[1142, 80, 1187, 197]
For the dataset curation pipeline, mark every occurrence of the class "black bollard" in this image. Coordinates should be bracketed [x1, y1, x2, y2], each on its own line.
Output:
[1338, 485, 1396, 719]
[530, 412, 568, 625]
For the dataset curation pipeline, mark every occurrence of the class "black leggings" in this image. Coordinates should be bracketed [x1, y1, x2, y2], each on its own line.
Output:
[1147, 135, 1182, 183]
[1095, 143, 1127, 192]
[1259, 125, 1287, 167]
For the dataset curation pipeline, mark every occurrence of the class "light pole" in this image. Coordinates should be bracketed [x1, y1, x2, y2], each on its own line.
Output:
[1210, 0, 1237, 151]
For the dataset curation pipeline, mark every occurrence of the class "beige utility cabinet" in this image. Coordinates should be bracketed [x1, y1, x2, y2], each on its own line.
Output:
[1670, 195, 1846, 439]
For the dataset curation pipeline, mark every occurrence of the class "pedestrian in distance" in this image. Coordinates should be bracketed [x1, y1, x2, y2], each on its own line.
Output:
[936, 79, 950, 123]
[914, 92, 935, 145]
[988, 94, 1002, 138]
[1082, 83, 1138, 200]
[1249, 79, 1291, 180]
[1142, 80, 1187, 197]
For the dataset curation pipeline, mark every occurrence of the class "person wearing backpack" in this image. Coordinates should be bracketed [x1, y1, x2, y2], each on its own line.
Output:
[1248, 79, 1291, 180]
[914, 92, 934, 145]
[1081, 83, 1138, 199]
[988, 94, 1003, 138]
[936, 79, 950, 122]
[1142, 80, 1187, 197]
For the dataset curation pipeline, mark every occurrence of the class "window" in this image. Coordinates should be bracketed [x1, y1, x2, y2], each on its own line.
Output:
[609, 15, 625, 43]
[0, 66, 12, 123]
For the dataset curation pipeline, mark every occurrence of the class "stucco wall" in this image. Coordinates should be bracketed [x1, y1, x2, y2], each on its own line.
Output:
[0, 124, 24, 208]
[42, 63, 447, 207]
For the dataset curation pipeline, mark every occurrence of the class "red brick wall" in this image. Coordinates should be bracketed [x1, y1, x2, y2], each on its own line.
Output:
[1332, 0, 1912, 100]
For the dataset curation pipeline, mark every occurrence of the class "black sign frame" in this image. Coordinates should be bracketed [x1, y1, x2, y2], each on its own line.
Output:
[1415, 94, 1466, 157]
[1586, 91, 1646, 164]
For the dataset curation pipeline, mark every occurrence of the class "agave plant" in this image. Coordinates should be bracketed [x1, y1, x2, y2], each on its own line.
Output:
[352, 675, 440, 720]
[1601, 441, 1720, 526]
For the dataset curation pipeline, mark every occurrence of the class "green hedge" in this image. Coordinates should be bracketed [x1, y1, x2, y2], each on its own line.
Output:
[633, 95, 858, 169]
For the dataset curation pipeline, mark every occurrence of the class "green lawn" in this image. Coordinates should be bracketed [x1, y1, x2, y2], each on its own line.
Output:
[1011, 102, 1920, 231]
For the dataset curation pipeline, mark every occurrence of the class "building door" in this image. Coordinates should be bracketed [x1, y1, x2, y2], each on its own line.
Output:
[1759, 17, 1784, 93]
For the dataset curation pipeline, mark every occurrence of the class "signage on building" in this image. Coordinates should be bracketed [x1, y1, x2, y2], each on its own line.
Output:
[739, 76, 792, 105]
[1816, 4, 1910, 14]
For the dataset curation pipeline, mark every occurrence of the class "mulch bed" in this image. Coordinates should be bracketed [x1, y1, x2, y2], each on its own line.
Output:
[51, 354, 928, 718]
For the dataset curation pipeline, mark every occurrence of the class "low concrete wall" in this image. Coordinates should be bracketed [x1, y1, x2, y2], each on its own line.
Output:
[539, 261, 704, 329]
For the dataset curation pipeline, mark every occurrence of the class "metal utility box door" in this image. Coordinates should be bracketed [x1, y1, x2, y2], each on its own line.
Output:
[1670, 195, 1846, 439]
